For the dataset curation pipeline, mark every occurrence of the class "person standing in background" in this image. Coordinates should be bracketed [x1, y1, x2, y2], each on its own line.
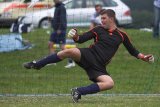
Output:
[49, 0, 75, 68]
[153, 0, 160, 39]
[89, 4, 103, 30]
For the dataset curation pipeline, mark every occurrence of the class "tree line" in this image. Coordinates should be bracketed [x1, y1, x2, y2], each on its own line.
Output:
[122, 0, 153, 28]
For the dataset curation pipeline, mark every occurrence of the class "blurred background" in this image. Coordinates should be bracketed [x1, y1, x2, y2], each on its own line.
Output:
[0, 0, 154, 28]
[122, 0, 153, 28]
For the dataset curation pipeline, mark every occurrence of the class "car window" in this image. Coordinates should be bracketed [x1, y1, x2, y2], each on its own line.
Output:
[65, 0, 117, 9]
[86, 0, 95, 8]
[104, 0, 117, 6]
[73, 0, 86, 8]
[65, 1, 72, 9]
[65, 0, 86, 9]
[0, 0, 21, 2]
[24, 0, 44, 3]
[94, 0, 117, 7]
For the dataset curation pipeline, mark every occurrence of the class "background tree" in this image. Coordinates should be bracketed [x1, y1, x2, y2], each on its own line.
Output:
[122, 0, 153, 28]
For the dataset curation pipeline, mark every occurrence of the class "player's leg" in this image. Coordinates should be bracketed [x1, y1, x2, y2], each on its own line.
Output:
[48, 32, 57, 54]
[59, 31, 76, 68]
[74, 75, 113, 95]
[65, 58, 76, 68]
[71, 75, 114, 103]
[48, 41, 55, 54]
[96, 75, 114, 90]
[59, 44, 76, 68]
[57, 48, 81, 61]
[23, 48, 81, 69]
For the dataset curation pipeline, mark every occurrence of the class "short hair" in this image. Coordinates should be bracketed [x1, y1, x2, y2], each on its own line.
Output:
[100, 9, 116, 22]
[99, 9, 107, 14]
[95, 4, 102, 8]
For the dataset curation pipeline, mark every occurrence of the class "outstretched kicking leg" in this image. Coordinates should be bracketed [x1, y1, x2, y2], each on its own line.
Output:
[23, 48, 81, 70]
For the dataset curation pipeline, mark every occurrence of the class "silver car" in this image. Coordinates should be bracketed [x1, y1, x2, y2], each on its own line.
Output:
[21, 0, 132, 28]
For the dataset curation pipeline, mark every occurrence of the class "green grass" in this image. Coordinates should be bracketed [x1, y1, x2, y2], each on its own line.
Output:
[0, 96, 160, 107]
[0, 28, 160, 106]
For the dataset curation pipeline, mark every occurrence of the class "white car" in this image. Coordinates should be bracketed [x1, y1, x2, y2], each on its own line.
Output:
[21, 0, 132, 28]
[0, 0, 54, 27]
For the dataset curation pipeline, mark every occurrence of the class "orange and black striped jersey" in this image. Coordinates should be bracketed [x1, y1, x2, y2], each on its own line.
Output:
[75, 26, 140, 66]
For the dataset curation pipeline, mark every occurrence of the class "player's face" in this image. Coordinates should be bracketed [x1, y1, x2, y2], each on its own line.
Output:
[95, 6, 102, 13]
[101, 14, 112, 29]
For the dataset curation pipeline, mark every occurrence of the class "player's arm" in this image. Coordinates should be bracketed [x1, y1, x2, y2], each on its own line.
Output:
[68, 29, 95, 43]
[123, 34, 154, 63]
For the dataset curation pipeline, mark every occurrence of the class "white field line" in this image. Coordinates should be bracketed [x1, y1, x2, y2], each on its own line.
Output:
[0, 94, 160, 97]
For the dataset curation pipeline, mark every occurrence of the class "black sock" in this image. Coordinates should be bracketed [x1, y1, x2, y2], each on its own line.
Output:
[77, 83, 100, 95]
[68, 58, 73, 63]
[35, 53, 62, 67]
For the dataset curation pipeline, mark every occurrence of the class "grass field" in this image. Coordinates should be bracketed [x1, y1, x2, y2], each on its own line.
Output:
[0, 95, 160, 107]
[0, 28, 160, 106]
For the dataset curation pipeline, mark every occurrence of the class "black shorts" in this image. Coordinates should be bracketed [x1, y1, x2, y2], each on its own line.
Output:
[49, 31, 66, 44]
[75, 48, 110, 82]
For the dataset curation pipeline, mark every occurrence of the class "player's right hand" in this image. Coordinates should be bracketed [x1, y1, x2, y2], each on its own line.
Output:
[68, 29, 77, 38]
[144, 54, 154, 63]
[138, 53, 154, 63]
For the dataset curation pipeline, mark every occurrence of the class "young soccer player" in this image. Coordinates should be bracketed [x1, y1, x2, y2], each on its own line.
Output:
[23, 9, 154, 103]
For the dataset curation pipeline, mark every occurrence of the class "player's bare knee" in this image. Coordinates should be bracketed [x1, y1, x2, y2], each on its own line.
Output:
[104, 80, 114, 90]
[63, 49, 74, 55]
[57, 48, 80, 61]
[108, 80, 114, 89]
[57, 49, 74, 59]
[65, 48, 78, 56]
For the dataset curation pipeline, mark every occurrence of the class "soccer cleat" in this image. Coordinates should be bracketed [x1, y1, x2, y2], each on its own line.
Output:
[23, 60, 43, 70]
[64, 62, 75, 68]
[71, 88, 81, 103]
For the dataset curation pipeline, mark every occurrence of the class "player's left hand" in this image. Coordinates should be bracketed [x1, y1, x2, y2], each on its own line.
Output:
[68, 29, 77, 38]
[138, 53, 154, 63]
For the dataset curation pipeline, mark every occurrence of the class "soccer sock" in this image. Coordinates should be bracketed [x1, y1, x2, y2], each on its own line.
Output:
[68, 58, 73, 63]
[35, 53, 62, 67]
[77, 83, 100, 95]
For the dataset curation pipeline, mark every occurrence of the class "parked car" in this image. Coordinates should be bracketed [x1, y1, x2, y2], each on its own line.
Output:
[0, 0, 54, 27]
[21, 0, 132, 28]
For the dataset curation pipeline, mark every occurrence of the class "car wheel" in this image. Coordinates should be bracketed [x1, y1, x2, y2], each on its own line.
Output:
[40, 19, 51, 29]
